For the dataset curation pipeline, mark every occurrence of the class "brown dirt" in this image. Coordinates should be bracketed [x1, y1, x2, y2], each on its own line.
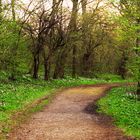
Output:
[9, 84, 135, 140]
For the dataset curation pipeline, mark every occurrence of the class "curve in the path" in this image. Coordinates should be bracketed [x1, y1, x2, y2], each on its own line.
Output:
[9, 84, 134, 140]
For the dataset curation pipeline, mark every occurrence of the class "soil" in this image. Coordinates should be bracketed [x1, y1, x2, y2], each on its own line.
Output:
[9, 84, 135, 140]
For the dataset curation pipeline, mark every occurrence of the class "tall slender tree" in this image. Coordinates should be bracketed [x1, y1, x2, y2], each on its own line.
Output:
[0, 0, 2, 20]
[69, 0, 79, 78]
[11, 0, 16, 21]
[116, 0, 140, 97]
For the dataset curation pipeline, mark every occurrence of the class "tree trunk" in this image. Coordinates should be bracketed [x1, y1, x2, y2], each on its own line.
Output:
[72, 45, 77, 78]
[136, 18, 140, 98]
[82, 53, 91, 76]
[53, 50, 67, 79]
[44, 58, 50, 81]
[118, 52, 128, 79]
[0, 0, 2, 17]
[28, 61, 34, 75]
[11, 0, 16, 21]
[81, 0, 90, 77]
[53, 62, 64, 79]
[81, 0, 87, 15]
[137, 81, 140, 96]
[33, 54, 39, 79]
[69, 0, 78, 78]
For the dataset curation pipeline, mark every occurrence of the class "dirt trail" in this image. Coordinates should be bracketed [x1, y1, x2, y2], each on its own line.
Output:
[9, 84, 134, 140]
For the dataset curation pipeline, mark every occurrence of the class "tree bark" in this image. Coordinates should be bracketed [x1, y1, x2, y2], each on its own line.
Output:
[137, 81, 140, 96]
[53, 50, 67, 79]
[69, 0, 78, 78]
[72, 45, 77, 78]
[82, 52, 92, 76]
[0, 0, 2, 15]
[81, 0, 90, 77]
[44, 58, 50, 81]
[118, 52, 128, 79]
[136, 18, 140, 98]
[11, 0, 16, 21]
[33, 54, 40, 79]
[32, 36, 43, 79]
[81, 0, 87, 14]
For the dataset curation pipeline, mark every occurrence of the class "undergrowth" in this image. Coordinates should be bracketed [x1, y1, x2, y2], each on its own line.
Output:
[0, 76, 107, 138]
[0, 73, 134, 139]
[97, 86, 140, 139]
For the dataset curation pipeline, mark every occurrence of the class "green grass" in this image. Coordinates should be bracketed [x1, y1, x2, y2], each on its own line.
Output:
[95, 73, 134, 82]
[0, 76, 108, 137]
[0, 73, 134, 139]
[97, 86, 140, 139]
[95, 73, 123, 81]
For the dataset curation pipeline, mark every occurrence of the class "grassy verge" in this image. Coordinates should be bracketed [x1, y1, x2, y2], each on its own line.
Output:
[97, 86, 140, 139]
[0, 76, 109, 139]
[0, 74, 134, 139]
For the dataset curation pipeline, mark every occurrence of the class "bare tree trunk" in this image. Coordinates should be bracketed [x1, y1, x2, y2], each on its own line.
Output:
[0, 0, 2, 16]
[43, 0, 62, 80]
[0, 0, 2, 23]
[44, 57, 50, 80]
[82, 52, 91, 76]
[137, 81, 140, 96]
[32, 34, 43, 79]
[11, 0, 16, 21]
[53, 51, 66, 79]
[81, 0, 90, 76]
[28, 61, 34, 75]
[136, 19, 140, 98]
[118, 52, 128, 79]
[81, 0, 87, 14]
[33, 54, 40, 79]
[69, 0, 78, 78]
[72, 45, 77, 78]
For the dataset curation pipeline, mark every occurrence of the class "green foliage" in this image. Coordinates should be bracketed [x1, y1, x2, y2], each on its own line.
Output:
[0, 20, 29, 78]
[115, 17, 138, 47]
[114, 0, 140, 81]
[0, 75, 107, 136]
[95, 73, 123, 82]
[0, 71, 133, 138]
[97, 87, 140, 138]
[128, 55, 140, 81]
[0, 72, 132, 135]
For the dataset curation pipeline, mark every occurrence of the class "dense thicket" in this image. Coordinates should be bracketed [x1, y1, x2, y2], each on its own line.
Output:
[0, 0, 140, 94]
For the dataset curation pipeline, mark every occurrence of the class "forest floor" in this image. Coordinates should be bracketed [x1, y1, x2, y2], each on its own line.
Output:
[8, 83, 135, 140]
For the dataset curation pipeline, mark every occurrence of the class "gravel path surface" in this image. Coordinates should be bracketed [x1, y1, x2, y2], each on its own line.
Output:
[9, 84, 134, 140]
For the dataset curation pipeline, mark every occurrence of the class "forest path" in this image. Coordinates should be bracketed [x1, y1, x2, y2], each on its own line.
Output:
[9, 83, 134, 140]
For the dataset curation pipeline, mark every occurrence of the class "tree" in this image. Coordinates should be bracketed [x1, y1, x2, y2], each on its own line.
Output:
[0, 0, 2, 14]
[0, 20, 28, 80]
[11, 0, 16, 21]
[80, 3, 112, 76]
[69, 0, 79, 78]
[43, 0, 64, 80]
[112, 0, 140, 97]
